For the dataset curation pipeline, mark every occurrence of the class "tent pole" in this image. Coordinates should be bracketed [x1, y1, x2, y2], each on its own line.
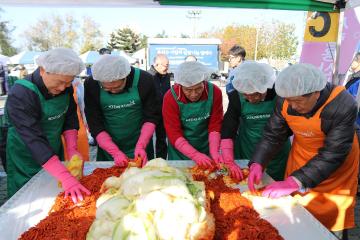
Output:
[332, 8, 345, 85]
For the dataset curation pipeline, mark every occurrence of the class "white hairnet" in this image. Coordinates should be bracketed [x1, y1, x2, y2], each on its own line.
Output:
[36, 48, 84, 76]
[275, 63, 327, 98]
[232, 61, 275, 94]
[92, 55, 131, 82]
[174, 61, 211, 87]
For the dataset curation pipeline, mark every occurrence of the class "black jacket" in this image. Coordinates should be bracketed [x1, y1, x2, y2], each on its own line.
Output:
[250, 83, 358, 189]
[148, 65, 171, 103]
[84, 67, 161, 139]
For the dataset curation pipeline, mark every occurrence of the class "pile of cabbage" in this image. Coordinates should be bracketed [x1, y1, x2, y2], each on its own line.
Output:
[87, 158, 215, 240]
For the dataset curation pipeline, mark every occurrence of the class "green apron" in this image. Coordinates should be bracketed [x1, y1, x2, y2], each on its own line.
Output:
[168, 82, 213, 160]
[97, 68, 154, 161]
[236, 93, 290, 181]
[6, 80, 68, 197]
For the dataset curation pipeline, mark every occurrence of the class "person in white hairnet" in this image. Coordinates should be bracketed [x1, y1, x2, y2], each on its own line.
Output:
[220, 61, 290, 180]
[6, 48, 90, 203]
[84, 55, 160, 167]
[162, 61, 223, 168]
[247, 63, 359, 239]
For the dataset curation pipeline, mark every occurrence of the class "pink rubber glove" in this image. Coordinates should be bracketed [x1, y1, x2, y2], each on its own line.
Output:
[247, 163, 263, 192]
[134, 122, 156, 167]
[219, 139, 243, 180]
[63, 129, 81, 160]
[227, 163, 244, 181]
[175, 137, 213, 168]
[209, 132, 221, 165]
[219, 139, 234, 164]
[96, 131, 128, 167]
[42, 155, 90, 203]
[262, 176, 300, 198]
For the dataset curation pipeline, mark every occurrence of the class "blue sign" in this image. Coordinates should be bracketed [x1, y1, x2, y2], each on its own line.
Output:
[148, 44, 219, 72]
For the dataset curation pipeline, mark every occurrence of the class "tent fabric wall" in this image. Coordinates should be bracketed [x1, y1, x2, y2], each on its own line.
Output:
[158, 0, 337, 12]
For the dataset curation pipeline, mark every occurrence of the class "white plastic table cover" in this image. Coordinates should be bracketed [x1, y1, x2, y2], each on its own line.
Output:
[0, 160, 337, 240]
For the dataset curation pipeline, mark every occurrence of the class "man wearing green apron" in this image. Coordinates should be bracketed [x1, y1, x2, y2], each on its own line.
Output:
[84, 55, 160, 167]
[6, 48, 90, 203]
[221, 61, 290, 181]
[162, 62, 223, 169]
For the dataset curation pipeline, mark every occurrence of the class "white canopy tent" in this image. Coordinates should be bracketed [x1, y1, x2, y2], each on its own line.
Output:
[112, 50, 137, 64]
[8, 51, 42, 65]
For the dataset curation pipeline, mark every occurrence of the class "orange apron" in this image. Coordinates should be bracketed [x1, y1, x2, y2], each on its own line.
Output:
[282, 86, 359, 231]
[62, 85, 89, 161]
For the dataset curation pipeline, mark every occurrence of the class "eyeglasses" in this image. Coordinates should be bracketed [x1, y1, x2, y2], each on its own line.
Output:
[228, 55, 238, 61]
[157, 63, 169, 68]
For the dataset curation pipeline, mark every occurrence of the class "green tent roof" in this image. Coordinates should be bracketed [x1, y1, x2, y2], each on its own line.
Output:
[158, 0, 338, 12]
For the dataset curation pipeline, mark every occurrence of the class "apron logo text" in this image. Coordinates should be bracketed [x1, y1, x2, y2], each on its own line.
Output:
[107, 100, 136, 109]
[185, 113, 210, 122]
[246, 114, 271, 120]
[48, 108, 68, 121]
[294, 130, 315, 137]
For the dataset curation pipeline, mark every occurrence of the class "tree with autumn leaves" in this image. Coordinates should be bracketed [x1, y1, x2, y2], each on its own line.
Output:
[202, 21, 298, 61]
[22, 14, 103, 54]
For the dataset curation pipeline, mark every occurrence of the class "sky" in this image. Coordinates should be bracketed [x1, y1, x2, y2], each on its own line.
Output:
[0, 5, 307, 54]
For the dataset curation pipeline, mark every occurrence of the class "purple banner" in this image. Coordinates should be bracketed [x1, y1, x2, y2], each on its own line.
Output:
[338, 8, 360, 76]
[300, 42, 336, 82]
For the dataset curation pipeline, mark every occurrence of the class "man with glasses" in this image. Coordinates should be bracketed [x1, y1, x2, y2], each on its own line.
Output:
[220, 61, 290, 180]
[247, 64, 359, 240]
[148, 54, 171, 159]
[5, 48, 90, 203]
[226, 45, 246, 94]
[162, 62, 223, 168]
[84, 55, 160, 167]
